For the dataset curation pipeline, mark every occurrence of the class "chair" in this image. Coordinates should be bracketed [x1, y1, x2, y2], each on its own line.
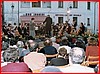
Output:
[32, 68, 43, 73]
[87, 56, 99, 65]
[45, 54, 58, 58]
[45, 54, 58, 64]
[83, 56, 99, 66]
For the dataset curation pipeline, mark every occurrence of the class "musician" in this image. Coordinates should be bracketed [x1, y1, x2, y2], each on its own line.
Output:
[70, 25, 76, 35]
[65, 21, 71, 34]
[73, 20, 77, 30]
[53, 24, 59, 36]
[29, 18, 36, 38]
[77, 22, 85, 35]
[58, 23, 66, 36]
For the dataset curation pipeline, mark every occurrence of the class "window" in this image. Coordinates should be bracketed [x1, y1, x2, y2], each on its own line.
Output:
[32, 1, 41, 7]
[58, 1, 63, 8]
[21, 2, 30, 8]
[87, 2, 90, 10]
[73, 17, 77, 26]
[87, 18, 90, 26]
[42, 1, 51, 8]
[58, 17, 63, 23]
[73, 1, 78, 8]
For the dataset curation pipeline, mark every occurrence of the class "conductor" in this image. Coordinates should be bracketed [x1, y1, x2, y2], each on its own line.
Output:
[43, 15, 52, 37]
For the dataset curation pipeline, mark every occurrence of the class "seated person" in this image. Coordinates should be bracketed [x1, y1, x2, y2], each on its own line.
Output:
[1, 47, 31, 72]
[86, 37, 99, 60]
[17, 41, 30, 57]
[50, 37, 60, 50]
[24, 41, 46, 72]
[39, 38, 57, 61]
[58, 37, 71, 55]
[85, 37, 99, 68]
[50, 47, 69, 66]
[58, 37, 71, 64]
[74, 38, 86, 51]
[58, 47, 95, 73]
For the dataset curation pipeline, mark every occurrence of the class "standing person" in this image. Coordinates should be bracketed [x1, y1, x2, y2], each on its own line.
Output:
[18, 23, 22, 36]
[73, 20, 77, 30]
[80, 22, 85, 34]
[29, 18, 36, 38]
[43, 15, 52, 37]
[65, 21, 71, 34]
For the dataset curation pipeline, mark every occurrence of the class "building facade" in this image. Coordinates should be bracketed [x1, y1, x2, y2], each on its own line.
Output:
[3, 1, 99, 34]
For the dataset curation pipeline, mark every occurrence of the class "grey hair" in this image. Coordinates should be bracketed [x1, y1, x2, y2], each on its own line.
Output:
[2, 47, 19, 62]
[28, 40, 38, 52]
[69, 47, 85, 64]
[2, 41, 9, 50]
[17, 41, 24, 48]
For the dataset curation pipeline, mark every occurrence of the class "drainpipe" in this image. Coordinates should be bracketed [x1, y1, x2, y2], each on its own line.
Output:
[18, 1, 19, 25]
[94, 2, 97, 34]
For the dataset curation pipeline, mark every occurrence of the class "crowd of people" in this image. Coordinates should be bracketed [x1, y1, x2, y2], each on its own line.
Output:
[1, 15, 99, 73]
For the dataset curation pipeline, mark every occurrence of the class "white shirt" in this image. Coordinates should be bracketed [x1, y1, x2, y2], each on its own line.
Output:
[59, 64, 95, 73]
[52, 42, 60, 50]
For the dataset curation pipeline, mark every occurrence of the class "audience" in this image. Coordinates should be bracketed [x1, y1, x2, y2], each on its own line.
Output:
[50, 37, 60, 50]
[24, 40, 46, 72]
[1, 47, 31, 72]
[50, 47, 69, 66]
[85, 37, 99, 68]
[1, 22, 98, 73]
[58, 37, 71, 54]
[74, 38, 86, 51]
[58, 47, 95, 73]
[86, 37, 99, 59]
[39, 39, 57, 61]
[58, 37, 71, 64]
[17, 41, 28, 57]
[28, 40, 37, 52]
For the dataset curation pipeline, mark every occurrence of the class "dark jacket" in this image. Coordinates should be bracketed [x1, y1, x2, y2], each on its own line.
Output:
[50, 57, 68, 66]
[39, 46, 57, 61]
[43, 17, 52, 31]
